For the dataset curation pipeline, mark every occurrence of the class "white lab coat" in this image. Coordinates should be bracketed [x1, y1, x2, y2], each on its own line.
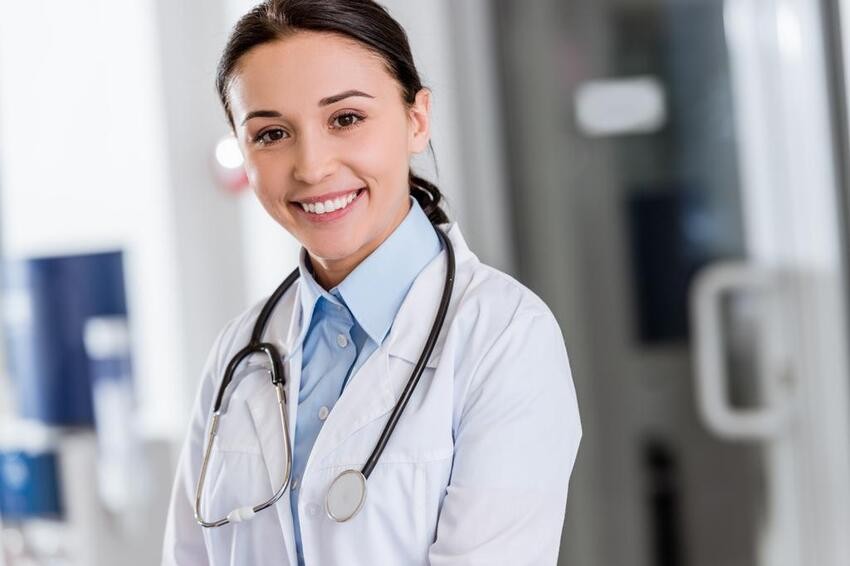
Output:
[162, 221, 582, 565]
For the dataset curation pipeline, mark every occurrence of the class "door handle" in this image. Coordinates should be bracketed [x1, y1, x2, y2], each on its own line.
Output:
[689, 261, 791, 440]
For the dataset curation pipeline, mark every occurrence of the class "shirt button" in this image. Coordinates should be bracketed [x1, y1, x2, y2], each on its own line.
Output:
[307, 503, 321, 517]
[318, 406, 330, 421]
[336, 334, 348, 348]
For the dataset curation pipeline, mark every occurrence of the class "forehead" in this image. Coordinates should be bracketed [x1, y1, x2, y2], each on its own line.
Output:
[229, 31, 398, 114]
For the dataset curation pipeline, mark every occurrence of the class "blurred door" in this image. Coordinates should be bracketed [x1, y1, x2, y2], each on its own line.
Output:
[492, 0, 850, 565]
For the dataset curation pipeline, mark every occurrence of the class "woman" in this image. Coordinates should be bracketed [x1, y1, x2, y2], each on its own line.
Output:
[163, 1, 582, 564]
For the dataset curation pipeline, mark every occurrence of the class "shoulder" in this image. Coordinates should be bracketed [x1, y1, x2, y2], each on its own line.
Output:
[446, 258, 579, 440]
[442, 255, 568, 384]
[439, 221, 555, 329]
[453, 257, 562, 343]
[212, 297, 267, 358]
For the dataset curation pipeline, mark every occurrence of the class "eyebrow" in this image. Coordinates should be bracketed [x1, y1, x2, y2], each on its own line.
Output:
[240, 89, 375, 126]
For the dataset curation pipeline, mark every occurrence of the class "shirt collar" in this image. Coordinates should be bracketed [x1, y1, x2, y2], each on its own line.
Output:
[296, 195, 443, 346]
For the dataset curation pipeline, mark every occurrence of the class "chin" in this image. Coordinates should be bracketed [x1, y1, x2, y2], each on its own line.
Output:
[306, 239, 359, 262]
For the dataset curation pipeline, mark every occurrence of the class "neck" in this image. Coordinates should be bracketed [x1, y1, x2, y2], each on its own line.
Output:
[309, 198, 411, 291]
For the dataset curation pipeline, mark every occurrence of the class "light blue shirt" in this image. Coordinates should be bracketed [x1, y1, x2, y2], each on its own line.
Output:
[289, 195, 442, 565]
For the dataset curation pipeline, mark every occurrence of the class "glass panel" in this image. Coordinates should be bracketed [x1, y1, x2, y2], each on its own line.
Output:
[493, 1, 778, 565]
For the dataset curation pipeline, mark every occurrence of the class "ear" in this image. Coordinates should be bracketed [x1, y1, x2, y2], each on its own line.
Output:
[407, 87, 432, 155]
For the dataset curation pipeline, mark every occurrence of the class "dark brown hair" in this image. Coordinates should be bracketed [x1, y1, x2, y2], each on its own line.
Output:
[216, 0, 449, 225]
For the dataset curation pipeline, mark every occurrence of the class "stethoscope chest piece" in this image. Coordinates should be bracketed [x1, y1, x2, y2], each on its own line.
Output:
[325, 469, 367, 522]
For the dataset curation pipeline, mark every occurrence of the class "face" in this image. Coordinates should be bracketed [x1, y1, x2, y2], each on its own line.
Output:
[227, 31, 431, 286]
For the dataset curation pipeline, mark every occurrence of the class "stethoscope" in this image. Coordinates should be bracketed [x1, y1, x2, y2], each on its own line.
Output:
[194, 224, 455, 527]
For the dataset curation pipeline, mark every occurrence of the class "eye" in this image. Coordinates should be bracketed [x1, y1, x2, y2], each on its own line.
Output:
[253, 127, 287, 146]
[331, 112, 365, 130]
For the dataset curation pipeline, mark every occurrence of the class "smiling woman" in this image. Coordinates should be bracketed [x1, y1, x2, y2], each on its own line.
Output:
[162, 1, 581, 565]
[223, 31, 429, 289]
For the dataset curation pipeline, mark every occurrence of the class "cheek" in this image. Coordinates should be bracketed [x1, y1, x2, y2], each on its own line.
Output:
[348, 123, 410, 187]
[244, 155, 288, 198]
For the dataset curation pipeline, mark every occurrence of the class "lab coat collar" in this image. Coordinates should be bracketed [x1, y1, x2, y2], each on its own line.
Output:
[382, 220, 473, 366]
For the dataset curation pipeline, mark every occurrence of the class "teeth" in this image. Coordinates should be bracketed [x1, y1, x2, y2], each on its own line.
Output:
[300, 190, 359, 214]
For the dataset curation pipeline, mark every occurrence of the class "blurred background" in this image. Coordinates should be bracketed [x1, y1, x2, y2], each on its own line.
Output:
[1, 0, 850, 564]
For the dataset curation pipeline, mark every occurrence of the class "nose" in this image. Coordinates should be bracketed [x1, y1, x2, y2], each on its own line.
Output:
[291, 132, 337, 185]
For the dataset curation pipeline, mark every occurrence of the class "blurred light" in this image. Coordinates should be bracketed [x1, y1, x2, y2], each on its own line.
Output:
[215, 136, 244, 169]
[722, 0, 745, 53]
[776, 3, 802, 61]
[212, 134, 249, 194]
[575, 76, 666, 137]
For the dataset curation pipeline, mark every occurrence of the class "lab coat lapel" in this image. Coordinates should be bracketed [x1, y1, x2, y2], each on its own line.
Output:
[303, 340, 396, 474]
[244, 279, 303, 566]
[387, 222, 473, 368]
[305, 223, 473, 471]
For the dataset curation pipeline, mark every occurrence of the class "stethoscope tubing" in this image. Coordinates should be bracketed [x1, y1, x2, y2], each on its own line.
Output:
[195, 223, 454, 527]
[361, 226, 454, 478]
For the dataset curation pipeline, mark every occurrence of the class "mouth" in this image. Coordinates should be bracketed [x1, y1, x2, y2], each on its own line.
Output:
[290, 187, 366, 223]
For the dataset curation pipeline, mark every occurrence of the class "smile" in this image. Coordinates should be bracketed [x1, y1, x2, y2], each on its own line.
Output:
[299, 188, 364, 215]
